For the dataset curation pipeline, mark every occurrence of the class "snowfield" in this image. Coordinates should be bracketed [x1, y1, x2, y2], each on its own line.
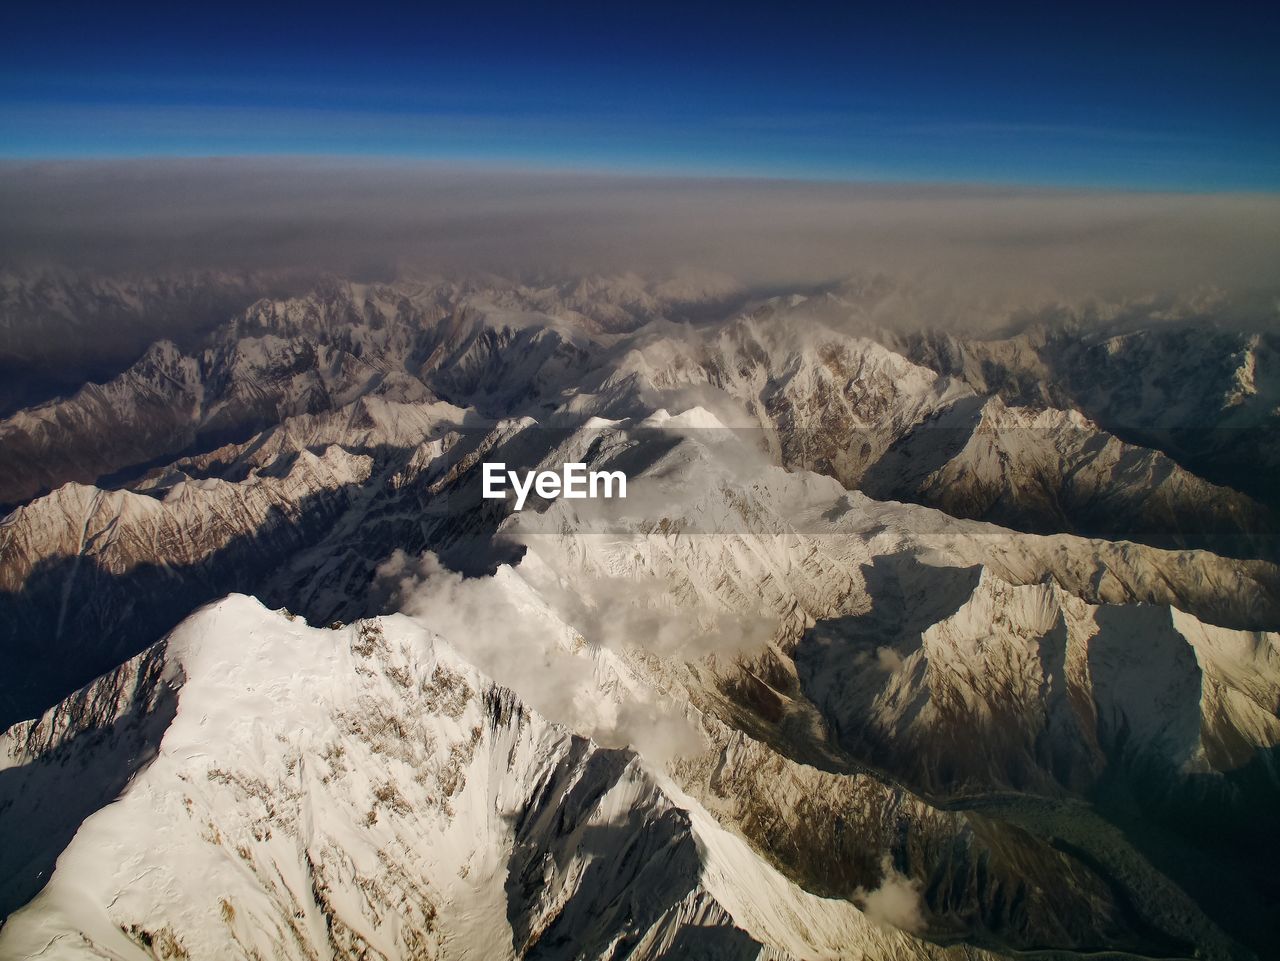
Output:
[0, 596, 997, 961]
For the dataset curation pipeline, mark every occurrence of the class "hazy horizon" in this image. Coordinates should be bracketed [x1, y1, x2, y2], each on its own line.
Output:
[5, 159, 1280, 308]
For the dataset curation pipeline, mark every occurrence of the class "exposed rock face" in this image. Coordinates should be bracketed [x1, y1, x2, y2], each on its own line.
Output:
[4, 281, 1273, 548]
[797, 567, 1280, 795]
[0, 270, 294, 417]
[0, 445, 377, 724]
[898, 319, 1280, 507]
[0, 597, 1002, 961]
[2, 274, 1279, 960]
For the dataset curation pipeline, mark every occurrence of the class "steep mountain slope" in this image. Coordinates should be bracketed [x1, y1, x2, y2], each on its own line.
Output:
[795, 564, 1280, 951]
[5, 389, 1277, 731]
[588, 307, 1275, 554]
[797, 567, 1280, 796]
[495, 424, 1279, 956]
[0, 595, 996, 961]
[898, 316, 1280, 506]
[3, 279, 1272, 556]
[0, 270, 289, 416]
[860, 395, 1271, 555]
[0, 444, 378, 725]
[0, 274, 751, 507]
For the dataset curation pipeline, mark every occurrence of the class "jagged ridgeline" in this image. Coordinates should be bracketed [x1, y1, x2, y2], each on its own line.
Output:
[2, 273, 1278, 961]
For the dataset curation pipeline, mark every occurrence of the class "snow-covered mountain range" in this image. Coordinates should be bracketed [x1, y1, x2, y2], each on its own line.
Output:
[1, 273, 1277, 960]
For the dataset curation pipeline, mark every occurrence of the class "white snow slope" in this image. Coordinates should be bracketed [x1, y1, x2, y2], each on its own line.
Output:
[0, 595, 992, 961]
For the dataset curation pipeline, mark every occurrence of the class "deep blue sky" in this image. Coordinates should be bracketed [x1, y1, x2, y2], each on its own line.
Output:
[2, 0, 1278, 189]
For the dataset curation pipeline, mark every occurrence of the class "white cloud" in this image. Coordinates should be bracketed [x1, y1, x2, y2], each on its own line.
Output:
[856, 854, 927, 934]
[373, 549, 708, 769]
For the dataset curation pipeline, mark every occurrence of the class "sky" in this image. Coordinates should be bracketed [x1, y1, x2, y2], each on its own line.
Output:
[2, 0, 1278, 190]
